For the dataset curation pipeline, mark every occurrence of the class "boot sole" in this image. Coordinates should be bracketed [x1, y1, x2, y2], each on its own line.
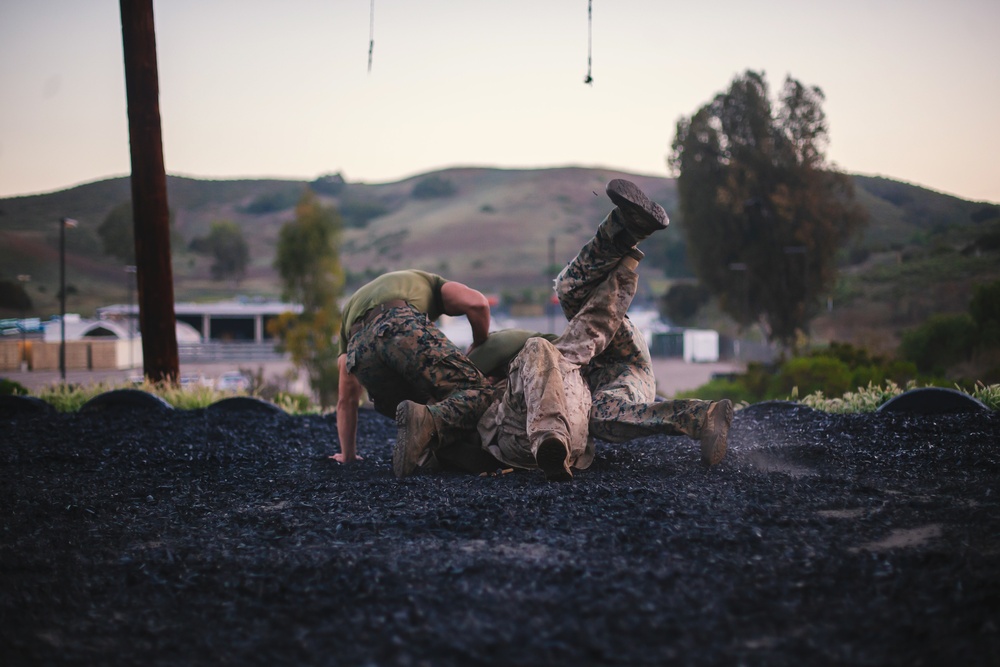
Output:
[393, 401, 417, 479]
[536, 438, 573, 481]
[606, 179, 668, 231]
[701, 399, 733, 467]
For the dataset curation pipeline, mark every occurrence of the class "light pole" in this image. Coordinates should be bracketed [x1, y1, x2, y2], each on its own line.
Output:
[125, 265, 137, 369]
[59, 217, 78, 382]
[17, 274, 30, 371]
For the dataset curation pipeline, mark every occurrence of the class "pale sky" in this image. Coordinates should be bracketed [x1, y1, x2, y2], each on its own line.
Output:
[2, 0, 999, 203]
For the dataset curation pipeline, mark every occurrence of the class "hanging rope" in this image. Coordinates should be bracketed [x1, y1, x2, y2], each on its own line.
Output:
[367, 0, 375, 73]
[583, 0, 593, 85]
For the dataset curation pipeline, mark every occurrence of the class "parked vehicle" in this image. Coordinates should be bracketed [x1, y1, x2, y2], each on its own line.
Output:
[215, 371, 250, 392]
[179, 373, 212, 388]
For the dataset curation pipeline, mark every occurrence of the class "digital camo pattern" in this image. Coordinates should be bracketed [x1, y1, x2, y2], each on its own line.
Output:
[555, 210, 630, 320]
[556, 210, 712, 441]
[345, 305, 496, 437]
[483, 337, 594, 471]
[481, 259, 639, 471]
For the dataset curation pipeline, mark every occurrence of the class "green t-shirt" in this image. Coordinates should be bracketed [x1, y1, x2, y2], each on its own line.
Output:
[338, 270, 447, 354]
[467, 329, 559, 378]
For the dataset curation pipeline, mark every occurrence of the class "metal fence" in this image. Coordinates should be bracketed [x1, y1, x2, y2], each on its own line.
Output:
[178, 342, 286, 363]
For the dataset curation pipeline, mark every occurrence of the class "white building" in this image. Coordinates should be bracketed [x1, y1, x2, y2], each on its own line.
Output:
[97, 299, 302, 343]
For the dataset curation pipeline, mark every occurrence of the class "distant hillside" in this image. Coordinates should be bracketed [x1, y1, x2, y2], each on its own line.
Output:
[850, 175, 999, 248]
[0, 168, 675, 312]
[1, 167, 998, 353]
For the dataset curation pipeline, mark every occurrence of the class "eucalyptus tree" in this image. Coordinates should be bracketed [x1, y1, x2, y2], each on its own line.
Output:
[670, 70, 867, 350]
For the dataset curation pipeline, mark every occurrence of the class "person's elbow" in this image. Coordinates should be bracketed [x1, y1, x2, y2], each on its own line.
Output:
[337, 379, 362, 413]
[465, 291, 490, 317]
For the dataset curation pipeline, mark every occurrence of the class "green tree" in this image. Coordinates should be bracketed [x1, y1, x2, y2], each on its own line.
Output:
[270, 189, 345, 407]
[0, 280, 32, 314]
[309, 172, 346, 196]
[412, 175, 456, 199]
[970, 279, 1000, 347]
[242, 189, 300, 214]
[669, 70, 867, 351]
[98, 200, 177, 263]
[899, 313, 977, 375]
[190, 220, 250, 284]
[661, 282, 710, 326]
[97, 201, 136, 263]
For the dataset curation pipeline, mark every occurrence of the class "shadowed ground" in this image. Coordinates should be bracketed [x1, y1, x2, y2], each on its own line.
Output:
[1, 401, 998, 666]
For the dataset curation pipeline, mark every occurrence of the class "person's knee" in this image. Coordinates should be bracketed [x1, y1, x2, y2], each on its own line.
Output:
[523, 337, 553, 353]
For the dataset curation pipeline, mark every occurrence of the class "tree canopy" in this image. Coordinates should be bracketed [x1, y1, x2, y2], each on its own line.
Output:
[190, 220, 249, 284]
[98, 200, 178, 265]
[669, 70, 867, 349]
[0, 279, 32, 314]
[97, 201, 136, 264]
[269, 189, 345, 407]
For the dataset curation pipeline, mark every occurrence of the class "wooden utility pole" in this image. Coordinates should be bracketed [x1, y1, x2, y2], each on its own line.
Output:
[119, 0, 179, 383]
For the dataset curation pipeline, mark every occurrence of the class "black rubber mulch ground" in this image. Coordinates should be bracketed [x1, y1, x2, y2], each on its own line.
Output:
[1, 400, 998, 666]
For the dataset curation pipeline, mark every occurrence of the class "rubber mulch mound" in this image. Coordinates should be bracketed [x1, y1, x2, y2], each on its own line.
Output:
[2, 401, 999, 666]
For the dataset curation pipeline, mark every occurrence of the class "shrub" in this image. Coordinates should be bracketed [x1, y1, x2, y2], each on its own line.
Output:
[662, 283, 711, 326]
[899, 313, 977, 375]
[800, 380, 912, 413]
[809, 341, 919, 389]
[29, 380, 322, 414]
[771, 356, 852, 399]
[242, 189, 300, 215]
[0, 378, 29, 396]
[674, 377, 759, 405]
[971, 381, 1000, 410]
[849, 359, 919, 389]
[272, 391, 318, 414]
[34, 383, 99, 412]
[970, 280, 1000, 347]
[310, 173, 346, 196]
[679, 342, 924, 405]
[412, 176, 456, 199]
[339, 199, 389, 228]
[800, 380, 1000, 413]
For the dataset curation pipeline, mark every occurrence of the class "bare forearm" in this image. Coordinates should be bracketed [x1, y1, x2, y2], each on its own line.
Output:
[336, 398, 359, 461]
[466, 302, 490, 347]
[441, 281, 491, 347]
[335, 354, 363, 463]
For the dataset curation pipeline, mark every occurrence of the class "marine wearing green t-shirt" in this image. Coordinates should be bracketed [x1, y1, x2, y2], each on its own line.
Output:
[467, 329, 559, 378]
[338, 270, 447, 355]
[335, 268, 500, 476]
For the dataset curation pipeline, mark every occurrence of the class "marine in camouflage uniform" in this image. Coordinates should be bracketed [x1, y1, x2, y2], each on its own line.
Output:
[556, 179, 727, 464]
[464, 180, 731, 477]
[336, 270, 501, 474]
[476, 251, 643, 480]
[392, 180, 731, 477]
[346, 305, 490, 430]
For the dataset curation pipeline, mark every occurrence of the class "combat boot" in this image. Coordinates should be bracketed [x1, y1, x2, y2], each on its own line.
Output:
[621, 247, 644, 271]
[699, 399, 733, 467]
[394, 400, 437, 478]
[606, 179, 669, 244]
[535, 436, 573, 481]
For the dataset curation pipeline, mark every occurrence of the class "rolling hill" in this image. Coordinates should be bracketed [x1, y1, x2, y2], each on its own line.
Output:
[1, 167, 998, 353]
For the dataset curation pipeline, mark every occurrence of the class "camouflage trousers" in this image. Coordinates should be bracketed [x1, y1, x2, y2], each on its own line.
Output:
[345, 304, 497, 444]
[481, 257, 638, 471]
[554, 209, 711, 441]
